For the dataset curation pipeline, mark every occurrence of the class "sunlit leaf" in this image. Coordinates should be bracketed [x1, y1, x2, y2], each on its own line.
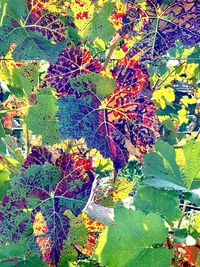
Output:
[95, 206, 172, 267]
[134, 185, 181, 224]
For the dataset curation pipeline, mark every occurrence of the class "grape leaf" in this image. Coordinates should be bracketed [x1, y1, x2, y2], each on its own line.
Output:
[22, 146, 53, 170]
[0, 151, 94, 266]
[121, 0, 200, 61]
[0, 0, 70, 61]
[0, 121, 6, 138]
[143, 139, 185, 190]
[27, 0, 68, 18]
[183, 192, 200, 207]
[25, 88, 61, 145]
[0, 162, 11, 200]
[143, 139, 200, 192]
[69, 73, 116, 98]
[45, 45, 102, 97]
[5, 62, 40, 98]
[56, 57, 159, 170]
[57, 91, 159, 171]
[187, 46, 200, 63]
[0, 239, 48, 267]
[112, 57, 152, 96]
[134, 185, 181, 224]
[95, 206, 172, 267]
[87, 1, 115, 43]
[181, 140, 200, 190]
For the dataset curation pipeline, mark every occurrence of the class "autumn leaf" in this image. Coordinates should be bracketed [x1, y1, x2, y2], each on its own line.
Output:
[57, 58, 159, 171]
[120, 0, 200, 61]
[45, 45, 102, 97]
[0, 150, 95, 266]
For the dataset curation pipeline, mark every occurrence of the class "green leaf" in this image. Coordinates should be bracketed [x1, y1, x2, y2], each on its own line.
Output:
[25, 88, 61, 145]
[12, 31, 67, 62]
[0, 121, 6, 138]
[174, 228, 187, 244]
[0, 240, 48, 266]
[188, 225, 199, 240]
[0, 162, 11, 199]
[95, 206, 172, 267]
[88, 1, 115, 42]
[96, 76, 116, 98]
[8, 62, 40, 98]
[183, 192, 200, 207]
[134, 186, 181, 224]
[181, 140, 200, 190]
[143, 140, 185, 190]
[69, 73, 116, 98]
[0, 0, 67, 61]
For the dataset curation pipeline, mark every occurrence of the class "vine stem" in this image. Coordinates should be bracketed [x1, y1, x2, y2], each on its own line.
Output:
[177, 200, 187, 228]
[103, 33, 122, 69]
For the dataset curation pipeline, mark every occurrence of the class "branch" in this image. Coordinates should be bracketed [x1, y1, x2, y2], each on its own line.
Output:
[103, 33, 122, 69]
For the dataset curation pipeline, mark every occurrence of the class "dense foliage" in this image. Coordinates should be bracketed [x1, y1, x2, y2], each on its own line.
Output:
[0, 0, 199, 266]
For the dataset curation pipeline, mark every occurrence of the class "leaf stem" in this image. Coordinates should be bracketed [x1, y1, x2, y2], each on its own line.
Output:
[177, 200, 187, 228]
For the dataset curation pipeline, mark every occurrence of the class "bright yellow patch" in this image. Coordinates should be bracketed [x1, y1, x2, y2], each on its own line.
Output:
[153, 87, 175, 109]
[180, 96, 196, 107]
[113, 178, 135, 202]
[175, 148, 185, 166]
[178, 106, 188, 125]
[33, 212, 48, 236]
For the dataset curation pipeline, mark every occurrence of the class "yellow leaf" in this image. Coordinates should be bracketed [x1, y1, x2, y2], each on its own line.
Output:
[112, 48, 125, 60]
[153, 87, 175, 109]
[194, 214, 200, 233]
[70, 0, 94, 38]
[177, 106, 188, 125]
[113, 178, 135, 202]
[180, 96, 196, 107]
[158, 115, 170, 122]
[33, 212, 48, 236]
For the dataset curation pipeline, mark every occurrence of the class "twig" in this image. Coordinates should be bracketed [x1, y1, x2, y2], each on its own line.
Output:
[103, 33, 122, 69]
